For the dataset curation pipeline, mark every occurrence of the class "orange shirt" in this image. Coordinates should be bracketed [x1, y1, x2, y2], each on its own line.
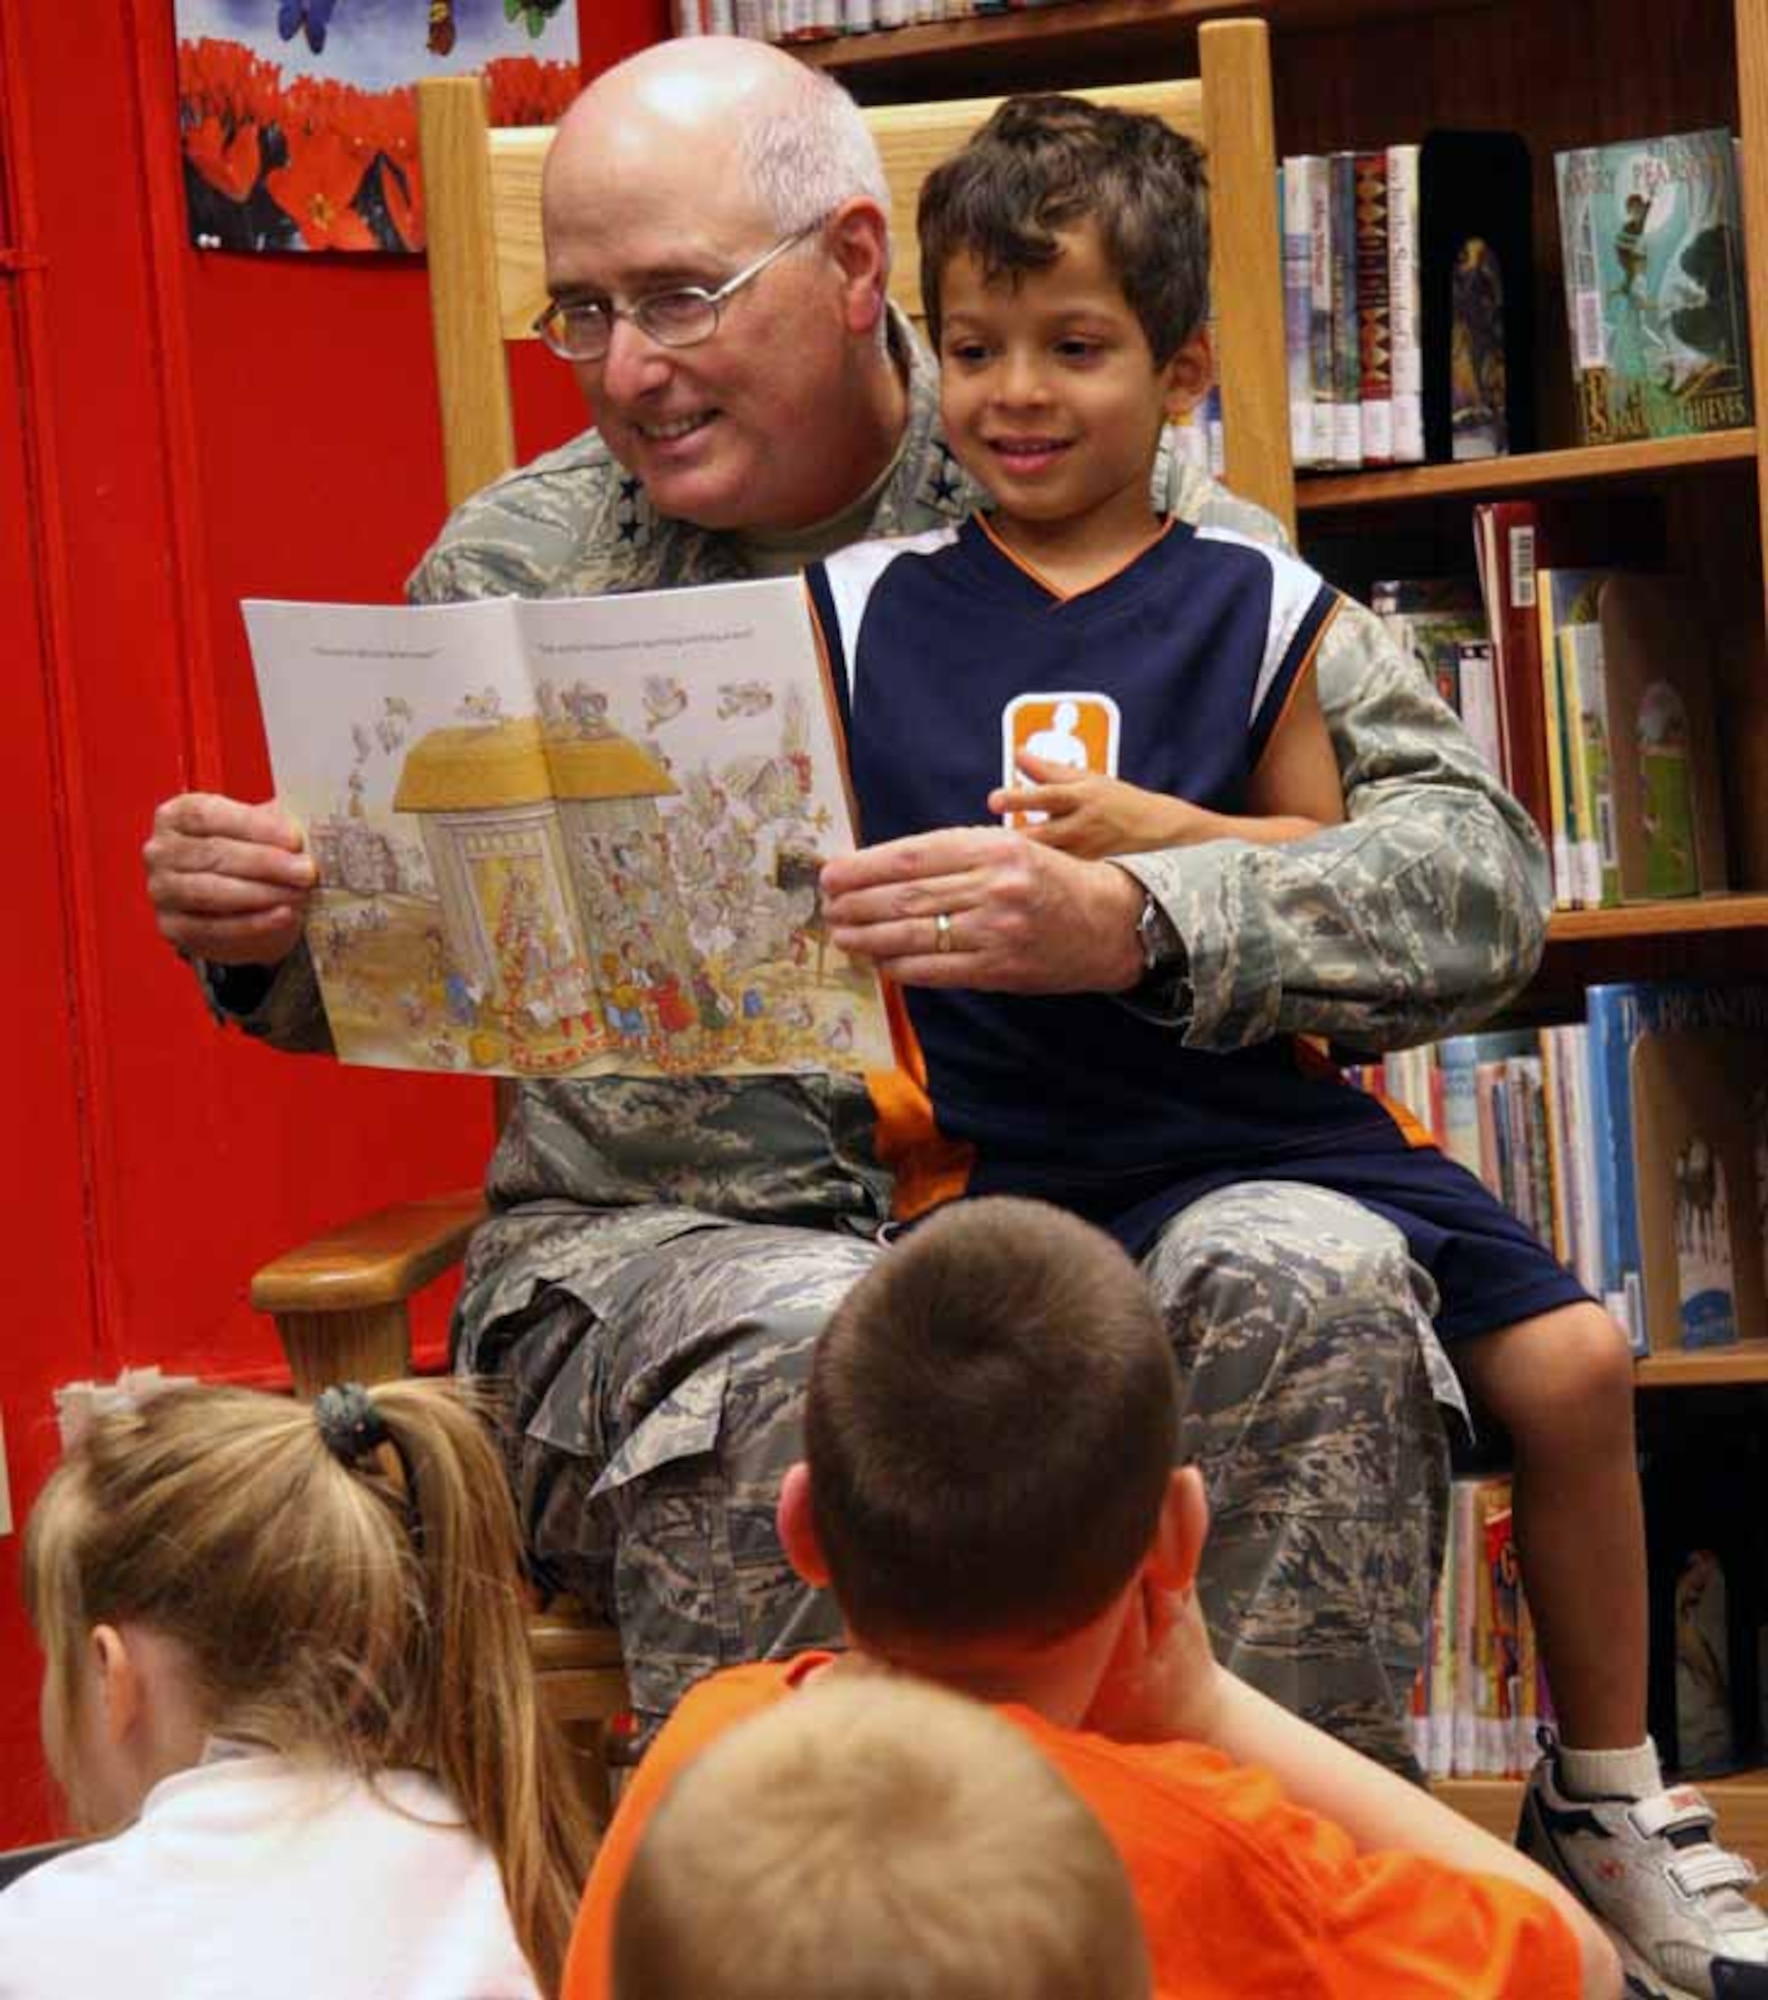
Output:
[565, 1654, 1582, 2000]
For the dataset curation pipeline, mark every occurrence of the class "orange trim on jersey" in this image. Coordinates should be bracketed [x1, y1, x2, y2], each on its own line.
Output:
[1290, 1034, 1439, 1150]
[865, 983, 976, 1221]
[974, 509, 1178, 604]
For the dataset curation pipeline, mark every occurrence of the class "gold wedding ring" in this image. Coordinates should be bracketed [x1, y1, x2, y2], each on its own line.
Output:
[934, 911, 955, 954]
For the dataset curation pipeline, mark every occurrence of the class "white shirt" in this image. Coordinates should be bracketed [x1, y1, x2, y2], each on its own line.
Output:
[0, 1752, 541, 2000]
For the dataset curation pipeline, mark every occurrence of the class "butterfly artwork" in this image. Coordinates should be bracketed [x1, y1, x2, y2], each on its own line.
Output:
[276, 0, 339, 55]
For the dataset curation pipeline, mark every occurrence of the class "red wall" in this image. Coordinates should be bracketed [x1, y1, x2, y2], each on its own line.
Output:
[0, 0, 666, 1846]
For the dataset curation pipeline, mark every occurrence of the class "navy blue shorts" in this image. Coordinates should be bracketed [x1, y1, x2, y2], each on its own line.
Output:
[1000, 1141, 1592, 1344]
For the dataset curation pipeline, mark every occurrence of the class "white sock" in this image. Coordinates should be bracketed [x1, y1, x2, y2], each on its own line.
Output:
[1556, 1738, 1664, 1801]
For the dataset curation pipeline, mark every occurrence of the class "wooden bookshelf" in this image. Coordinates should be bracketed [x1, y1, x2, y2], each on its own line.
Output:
[1546, 894, 1768, 945]
[793, 0, 1505, 96]
[1298, 431, 1759, 514]
[1636, 1338, 1768, 1388]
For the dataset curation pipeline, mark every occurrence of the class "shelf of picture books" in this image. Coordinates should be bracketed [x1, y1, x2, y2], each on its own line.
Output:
[1341, 984, 1768, 1375]
[1425, 1404, 1768, 1844]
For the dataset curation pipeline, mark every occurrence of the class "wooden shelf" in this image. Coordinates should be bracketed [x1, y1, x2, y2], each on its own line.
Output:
[1298, 430, 1759, 514]
[1636, 1339, 1768, 1389]
[1436, 1773, 1768, 1876]
[790, 0, 1502, 94]
[1545, 894, 1768, 945]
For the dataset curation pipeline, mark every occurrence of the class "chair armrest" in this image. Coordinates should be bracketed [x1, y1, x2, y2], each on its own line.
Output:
[251, 1190, 487, 1396]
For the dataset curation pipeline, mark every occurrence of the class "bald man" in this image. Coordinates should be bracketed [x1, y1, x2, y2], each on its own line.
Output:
[144, 38, 1549, 1773]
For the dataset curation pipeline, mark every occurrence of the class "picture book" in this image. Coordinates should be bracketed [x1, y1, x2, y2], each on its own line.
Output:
[1631, 1024, 1768, 1351]
[245, 578, 895, 1082]
[1555, 128, 1753, 446]
[1585, 982, 1768, 1355]
[1595, 574, 1729, 902]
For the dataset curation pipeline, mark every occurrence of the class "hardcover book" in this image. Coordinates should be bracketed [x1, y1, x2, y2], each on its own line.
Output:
[1555, 128, 1753, 445]
[1585, 983, 1768, 1355]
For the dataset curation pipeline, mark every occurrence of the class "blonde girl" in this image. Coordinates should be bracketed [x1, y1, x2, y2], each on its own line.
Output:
[4, 1379, 594, 1999]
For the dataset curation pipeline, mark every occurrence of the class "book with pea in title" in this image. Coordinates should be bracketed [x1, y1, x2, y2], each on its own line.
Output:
[1555, 129, 1753, 446]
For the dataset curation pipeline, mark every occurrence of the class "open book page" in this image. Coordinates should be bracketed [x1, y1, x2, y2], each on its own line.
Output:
[245, 577, 894, 1079]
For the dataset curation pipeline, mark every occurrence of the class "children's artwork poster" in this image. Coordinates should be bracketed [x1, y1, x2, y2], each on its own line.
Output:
[245, 578, 897, 1082]
[174, 0, 579, 255]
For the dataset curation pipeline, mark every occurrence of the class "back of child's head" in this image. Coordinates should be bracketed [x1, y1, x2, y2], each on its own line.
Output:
[916, 92, 1209, 360]
[23, 1377, 591, 1994]
[806, 1196, 1179, 1653]
[612, 1672, 1152, 2000]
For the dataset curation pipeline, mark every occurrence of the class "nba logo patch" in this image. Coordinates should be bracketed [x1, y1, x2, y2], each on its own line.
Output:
[1001, 693, 1121, 826]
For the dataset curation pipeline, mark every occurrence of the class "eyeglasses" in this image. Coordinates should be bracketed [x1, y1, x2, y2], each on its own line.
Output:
[532, 219, 826, 363]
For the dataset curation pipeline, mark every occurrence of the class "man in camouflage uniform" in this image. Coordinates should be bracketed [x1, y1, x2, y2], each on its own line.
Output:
[143, 37, 1548, 1773]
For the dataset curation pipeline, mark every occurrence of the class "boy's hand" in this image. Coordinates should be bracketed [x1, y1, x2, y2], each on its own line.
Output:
[1083, 1576, 1225, 1745]
[989, 756, 1207, 858]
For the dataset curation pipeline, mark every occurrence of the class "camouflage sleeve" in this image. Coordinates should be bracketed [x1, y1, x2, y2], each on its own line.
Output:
[195, 941, 335, 1055]
[1134, 461, 1551, 1055]
[1116, 594, 1551, 1055]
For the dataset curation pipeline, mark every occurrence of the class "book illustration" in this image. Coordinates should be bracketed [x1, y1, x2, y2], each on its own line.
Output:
[1450, 235, 1509, 459]
[1595, 574, 1728, 902]
[1632, 1027, 1768, 1351]
[246, 581, 895, 1080]
[1556, 129, 1753, 444]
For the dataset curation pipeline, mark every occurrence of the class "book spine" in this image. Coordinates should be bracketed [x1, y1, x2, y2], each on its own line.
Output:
[1304, 157, 1336, 468]
[1454, 640, 1503, 777]
[1330, 152, 1363, 465]
[1584, 985, 1647, 1354]
[1386, 144, 1424, 462]
[1476, 500, 1551, 840]
[1281, 161, 1318, 467]
[1437, 1039, 1484, 1178]
[1354, 149, 1394, 465]
[1537, 574, 1577, 908]
[1555, 147, 1614, 446]
[1560, 620, 1611, 907]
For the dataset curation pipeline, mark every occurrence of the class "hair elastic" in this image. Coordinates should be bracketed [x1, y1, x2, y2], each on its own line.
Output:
[314, 1382, 391, 1466]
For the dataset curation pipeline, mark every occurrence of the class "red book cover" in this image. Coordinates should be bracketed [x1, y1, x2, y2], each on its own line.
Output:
[1474, 498, 1551, 838]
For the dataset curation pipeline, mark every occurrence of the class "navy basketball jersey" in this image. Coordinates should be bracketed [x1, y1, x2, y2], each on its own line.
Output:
[806, 513, 1422, 1243]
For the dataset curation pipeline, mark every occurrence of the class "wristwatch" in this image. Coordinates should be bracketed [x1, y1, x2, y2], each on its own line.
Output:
[1135, 889, 1183, 975]
[1131, 889, 1193, 1022]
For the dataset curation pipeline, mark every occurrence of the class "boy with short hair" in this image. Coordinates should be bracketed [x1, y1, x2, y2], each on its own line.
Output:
[807, 95, 1766, 1997]
[566, 1196, 1619, 2000]
[610, 1673, 1153, 2000]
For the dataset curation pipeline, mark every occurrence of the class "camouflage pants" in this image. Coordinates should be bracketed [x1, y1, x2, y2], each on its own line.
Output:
[466, 1184, 1448, 1773]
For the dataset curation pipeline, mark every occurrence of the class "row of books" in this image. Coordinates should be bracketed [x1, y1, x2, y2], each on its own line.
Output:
[1268, 124, 1750, 472]
[1372, 496, 1730, 913]
[1342, 982, 1768, 1358]
[1415, 1442, 1768, 1785]
[1409, 1476, 1549, 1780]
[1281, 149, 1426, 470]
[668, 0, 1089, 38]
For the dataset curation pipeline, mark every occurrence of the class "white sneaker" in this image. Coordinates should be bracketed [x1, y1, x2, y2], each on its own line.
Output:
[1518, 1736, 1768, 1999]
